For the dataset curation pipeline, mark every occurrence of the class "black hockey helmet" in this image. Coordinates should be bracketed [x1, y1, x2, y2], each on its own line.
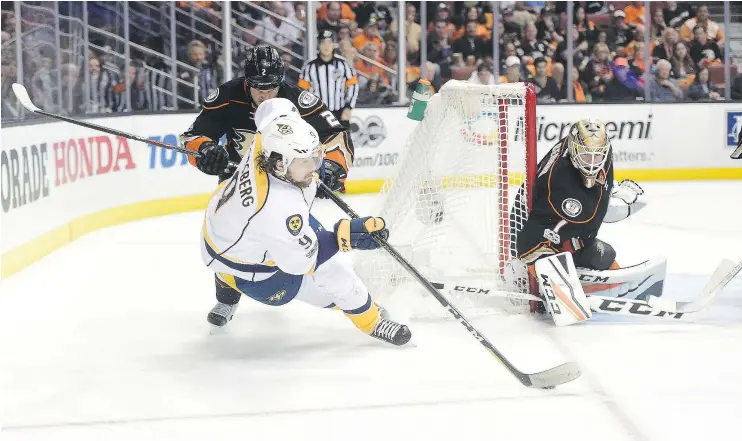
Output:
[244, 46, 285, 90]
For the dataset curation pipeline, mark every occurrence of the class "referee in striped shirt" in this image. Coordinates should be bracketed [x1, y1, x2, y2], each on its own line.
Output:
[299, 30, 359, 127]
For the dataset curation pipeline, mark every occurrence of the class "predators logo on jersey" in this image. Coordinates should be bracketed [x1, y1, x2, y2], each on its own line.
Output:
[277, 123, 294, 135]
[268, 289, 287, 303]
[286, 214, 303, 236]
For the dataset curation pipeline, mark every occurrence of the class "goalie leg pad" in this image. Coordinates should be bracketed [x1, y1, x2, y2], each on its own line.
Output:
[535, 253, 592, 326]
[577, 258, 667, 300]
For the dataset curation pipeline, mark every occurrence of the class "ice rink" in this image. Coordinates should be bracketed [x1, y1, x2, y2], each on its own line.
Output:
[1, 181, 741, 441]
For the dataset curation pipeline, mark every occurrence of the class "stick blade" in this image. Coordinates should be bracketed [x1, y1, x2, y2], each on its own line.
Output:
[12, 83, 40, 112]
[525, 361, 581, 389]
[732, 145, 742, 159]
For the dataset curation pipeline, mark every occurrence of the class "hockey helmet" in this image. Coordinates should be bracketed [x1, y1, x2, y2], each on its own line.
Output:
[567, 119, 610, 188]
[244, 46, 285, 90]
[255, 98, 300, 132]
[260, 116, 323, 187]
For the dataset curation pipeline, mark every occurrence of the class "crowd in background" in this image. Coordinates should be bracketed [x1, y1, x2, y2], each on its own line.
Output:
[2, 1, 741, 120]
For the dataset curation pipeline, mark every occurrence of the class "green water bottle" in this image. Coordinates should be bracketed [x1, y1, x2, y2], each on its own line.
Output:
[407, 79, 431, 121]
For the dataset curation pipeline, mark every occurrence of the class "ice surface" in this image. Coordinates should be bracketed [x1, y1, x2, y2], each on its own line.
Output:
[1, 182, 741, 441]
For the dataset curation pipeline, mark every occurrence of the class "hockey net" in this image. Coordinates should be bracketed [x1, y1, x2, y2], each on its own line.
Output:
[354, 80, 537, 320]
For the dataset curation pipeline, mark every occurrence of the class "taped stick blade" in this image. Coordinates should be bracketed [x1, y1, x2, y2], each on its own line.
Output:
[12, 83, 41, 112]
[525, 361, 581, 389]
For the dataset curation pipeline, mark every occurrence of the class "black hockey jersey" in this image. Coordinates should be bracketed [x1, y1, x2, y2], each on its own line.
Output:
[516, 137, 614, 263]
[181, 77, 352, 167]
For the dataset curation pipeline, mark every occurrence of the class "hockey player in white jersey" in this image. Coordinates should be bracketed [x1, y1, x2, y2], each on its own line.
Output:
[200, 99, 412, 346]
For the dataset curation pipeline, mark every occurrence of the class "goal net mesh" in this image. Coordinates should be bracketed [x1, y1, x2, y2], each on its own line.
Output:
[354, 81, 536, 320]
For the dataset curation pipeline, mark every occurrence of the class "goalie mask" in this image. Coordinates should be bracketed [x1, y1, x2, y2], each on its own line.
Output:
[260, 116, 323, 188]
[567, 119, 610, 188]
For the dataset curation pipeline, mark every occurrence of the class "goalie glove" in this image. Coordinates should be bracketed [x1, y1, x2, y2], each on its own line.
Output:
[604, 179, 647, 223]
[334, 217, 388, 252]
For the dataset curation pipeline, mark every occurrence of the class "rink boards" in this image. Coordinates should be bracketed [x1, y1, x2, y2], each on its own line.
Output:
[1, 101, 741, 278]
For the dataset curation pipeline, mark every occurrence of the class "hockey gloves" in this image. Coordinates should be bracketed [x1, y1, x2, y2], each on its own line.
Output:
[197, 141, 230, 175]
[317, 159, 347, 198]
[334, 217, 388, 252]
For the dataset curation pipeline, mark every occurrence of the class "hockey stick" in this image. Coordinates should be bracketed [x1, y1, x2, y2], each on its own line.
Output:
[318, 182, 581, 389]
[434, 258, 741, 319]
[647, 259, 741, 313]
[732, 142, 742, 159]
[12, 83, 198, 157]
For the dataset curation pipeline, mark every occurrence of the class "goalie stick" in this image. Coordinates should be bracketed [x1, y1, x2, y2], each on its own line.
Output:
[318, 182, 581, 389]
[433, 258, 741, 319]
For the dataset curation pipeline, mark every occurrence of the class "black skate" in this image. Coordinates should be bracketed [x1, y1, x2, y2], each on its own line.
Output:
[207, 302, 239, 328]
[370, 318, 412, 346]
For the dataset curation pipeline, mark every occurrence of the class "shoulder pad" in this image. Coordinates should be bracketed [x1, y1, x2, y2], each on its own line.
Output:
[203, 78, 247, 108]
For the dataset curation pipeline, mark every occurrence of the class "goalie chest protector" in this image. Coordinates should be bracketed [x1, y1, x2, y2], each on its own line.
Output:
[529, 139, 614, 245]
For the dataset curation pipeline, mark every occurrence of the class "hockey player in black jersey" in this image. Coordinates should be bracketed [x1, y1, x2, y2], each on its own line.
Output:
[181, 45, 353, 189]
[514, 119, 650, 325]
[180, 46, 356, 328]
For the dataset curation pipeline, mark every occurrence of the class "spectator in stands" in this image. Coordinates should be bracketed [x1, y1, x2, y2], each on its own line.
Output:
[87, 54, 114, 113]
[592, 58, 636, 102]
[574, 5, 598, 47]
[337, 24, 352, 45]
[690, 25, 722, 70]
[428, 19, 453, 66]
[453, 21, 488, 61]
[382, 39, 397, 71]
[255, 2, 300, 48]
[583, 42, 612, 95]
[649, 59, 683, 102]
[500, 41, 519, 71]
[663, 1, 693, 30]
[338, 39, 357, 64]
[356, 72, 396, 105]
[1, 56, 19, 118]
[520, 23, 551, 66]
[629, 41, 648, 76]
[353, 14, 383, 51]
[388, 3, 422, 54]
[555, 25, 589, 70]
[317, 0, 355, 25]
[670, 41, 696, 87]
[571, 65, 590, 102]
[551, 62, 566, 101]
[501, 7, 523, 45]
[626, 28, 655, 58]
[650, 8, 667, 42]
[453, 7, 490, 41]
[427, 3, 455, 37]
[178, 39, 219, 108]
[535, 6, 562, 44]
[688, 66, 722, 101]
[60, 62, 83, 114]
[613, 56, 643, 95]
[608, 10, 635, 56]
[624, 1, 646, 32]
[530, 56, 560, 103]
[317, 2, 342, 35]
[114, 60, 149, 112]
[354, 42, 389, 87]
[468, 63, 495, 85]
[499, 56, 524, 84]
[355, 2, 392, 29]
[510, 2, 535, 30]
[680, 5, 724, 45]
[653, 28, 679, 61]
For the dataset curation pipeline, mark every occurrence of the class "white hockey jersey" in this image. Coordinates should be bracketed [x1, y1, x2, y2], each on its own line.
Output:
[201, 134, 320, 281]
